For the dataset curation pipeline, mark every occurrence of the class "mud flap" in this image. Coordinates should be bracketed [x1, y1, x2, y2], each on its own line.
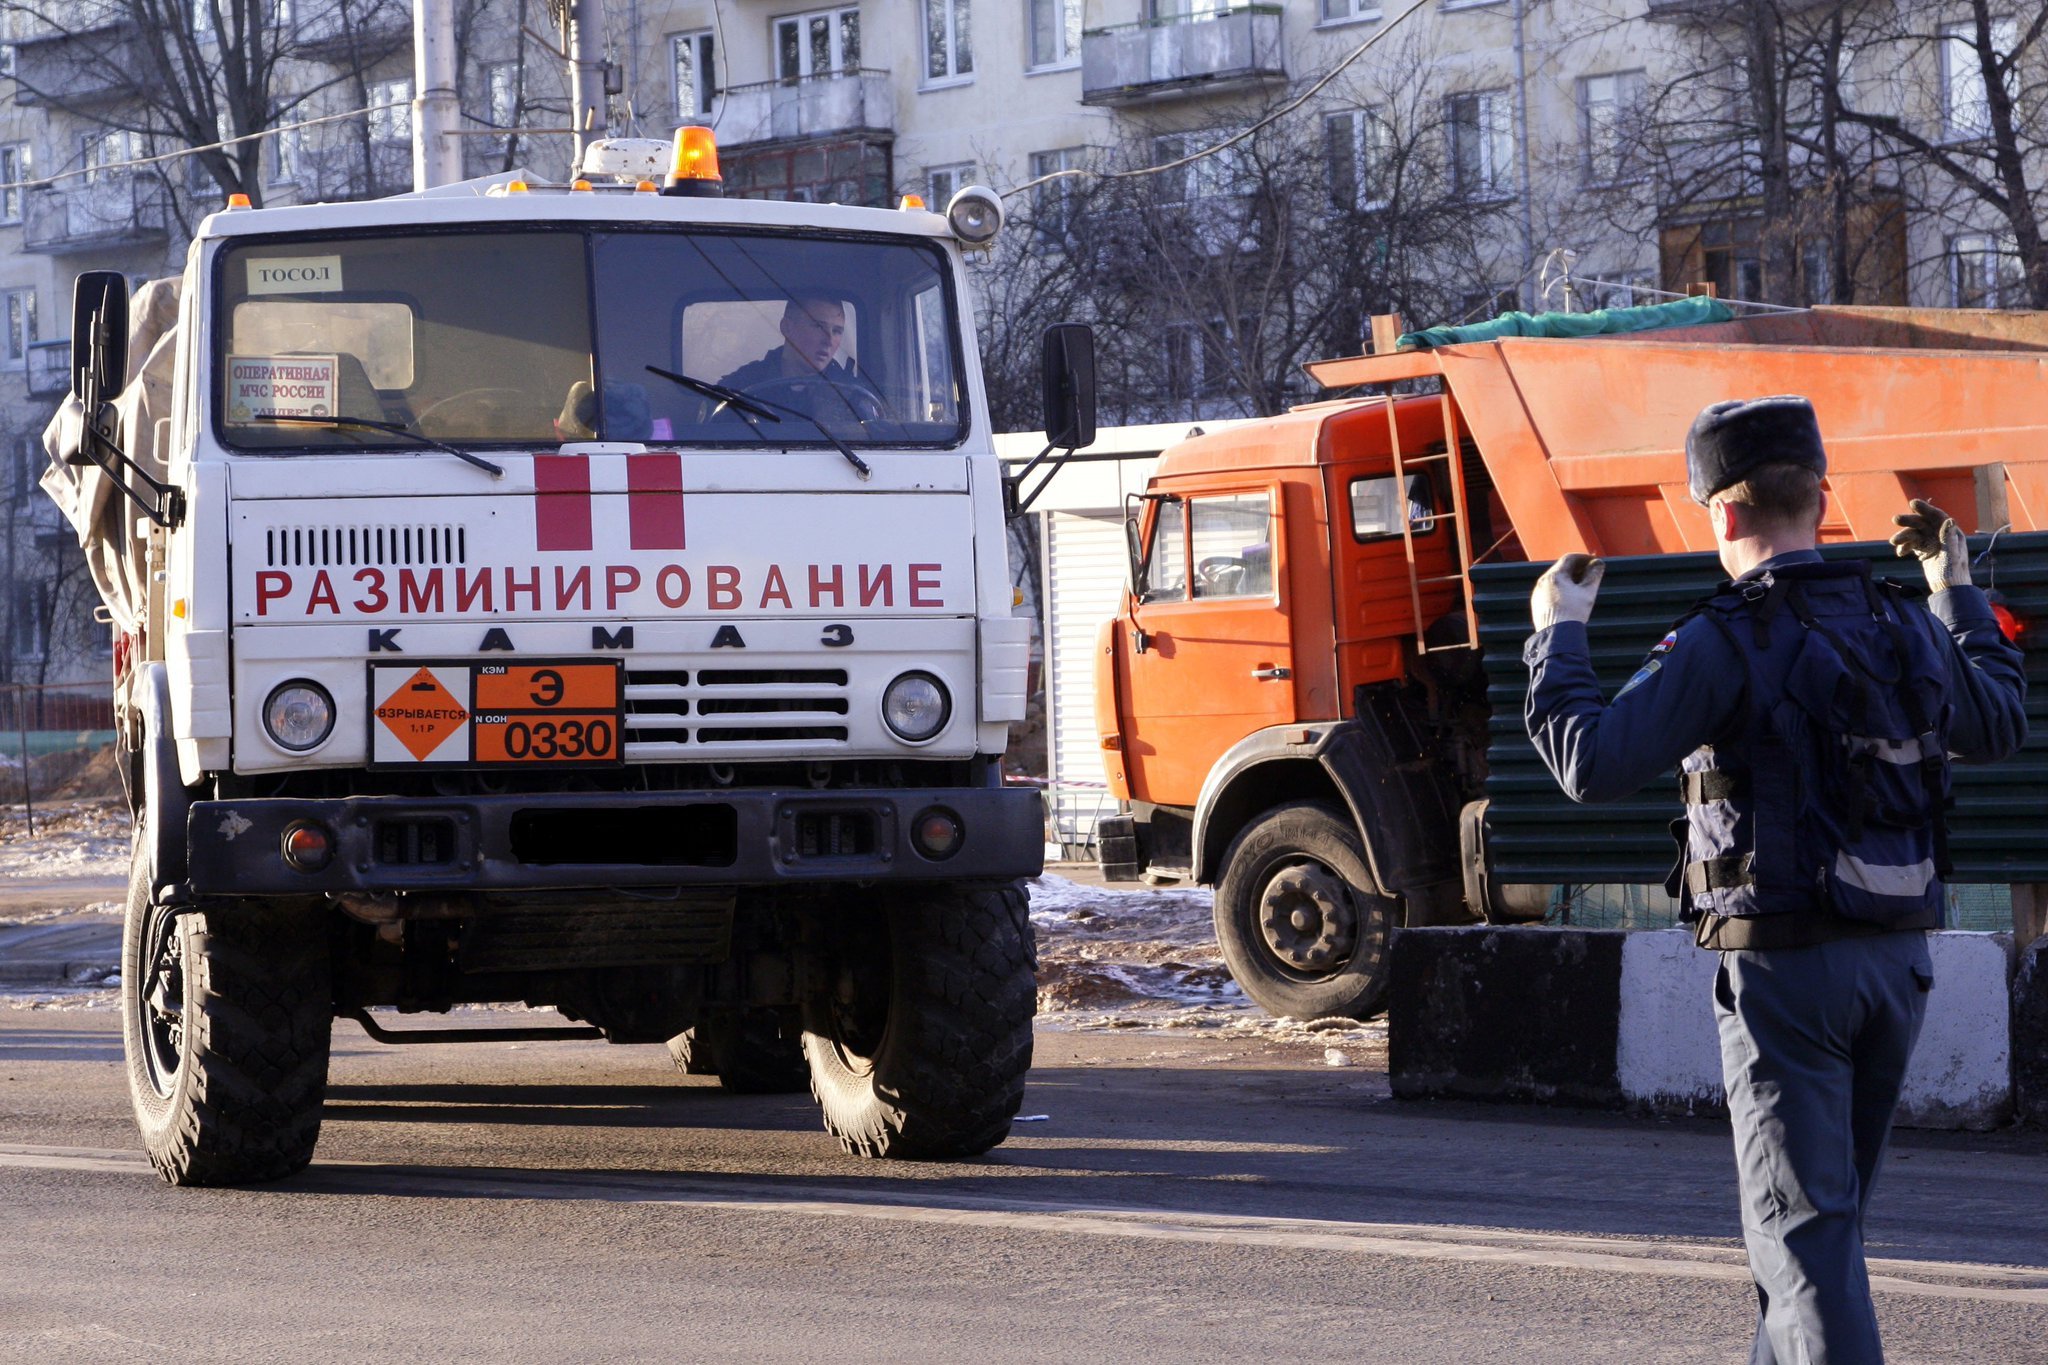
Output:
[1318, 716, 1461, 896]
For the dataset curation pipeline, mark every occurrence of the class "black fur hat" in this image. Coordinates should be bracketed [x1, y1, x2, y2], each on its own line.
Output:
[1685, 395, 1827, 504]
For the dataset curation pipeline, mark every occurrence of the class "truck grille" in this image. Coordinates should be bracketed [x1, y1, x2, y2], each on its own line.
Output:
[622, 668, 851, 753]
[264, 524, 467, 568]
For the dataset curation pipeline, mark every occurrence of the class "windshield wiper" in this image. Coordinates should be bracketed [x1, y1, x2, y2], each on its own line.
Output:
[643, 365, 871, 482]
[254, 413, 504, 478]
[643, 365, 781, 424]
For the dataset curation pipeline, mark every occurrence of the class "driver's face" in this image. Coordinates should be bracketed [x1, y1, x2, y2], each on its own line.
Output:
[781, 301, 846, 372]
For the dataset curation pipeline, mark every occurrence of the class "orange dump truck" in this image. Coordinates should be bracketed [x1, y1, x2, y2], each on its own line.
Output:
[1091, 305, 2048, 1020]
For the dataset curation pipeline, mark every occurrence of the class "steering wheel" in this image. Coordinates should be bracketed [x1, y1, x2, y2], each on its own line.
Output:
[736, 373, 887, 425]
[416, 387, 533, 429]
[1196, 556, 1236, 593]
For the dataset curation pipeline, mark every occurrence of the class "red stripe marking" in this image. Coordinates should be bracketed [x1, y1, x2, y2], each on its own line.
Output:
[627, 452, 686, 550]
[534, 455, 593, 551]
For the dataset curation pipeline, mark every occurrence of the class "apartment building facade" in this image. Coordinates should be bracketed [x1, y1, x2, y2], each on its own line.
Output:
[0, 0, 2036, 681]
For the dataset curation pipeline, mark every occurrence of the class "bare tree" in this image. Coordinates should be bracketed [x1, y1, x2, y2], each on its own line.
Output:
[1833, 0, 2048, 307]
[3, 0, 412, 214]
[973, 65, 1518, 430]
[1587, 0, 1910, 307]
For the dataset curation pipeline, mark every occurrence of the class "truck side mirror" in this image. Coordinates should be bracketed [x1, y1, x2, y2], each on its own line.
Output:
[71, 270, 130, 402]
[1040, 322, 1096, 451]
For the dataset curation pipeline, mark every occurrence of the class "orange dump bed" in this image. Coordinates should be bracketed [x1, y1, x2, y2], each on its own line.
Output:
[1284, 305, 2048, 558]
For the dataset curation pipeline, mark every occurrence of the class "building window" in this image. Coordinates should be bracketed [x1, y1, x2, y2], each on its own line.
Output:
[1325, 108, 1392, 210]
[924, 0, 973, 84]
[1458, 285, 1519, 321]
[1151, 130, 1244, 203]
[1029, 146, 1083, 243]
[1151, 0, 1228, 17]
[1949, 233, 2023, 308]
[268, 127, 300, 185]
[1164, 320, 1245, 400]
[1188, 493, 1273, 599]
[670, 30, 714, 116]
[485, 60, 521, 131]
[369, 77, 412, 143]
[1580, 70, 1643, 184]
[1319, 0, 1379, 22]
[776, 6, 859, 81]
[81, 130, 137, 185]
[4, 287, 36, 369]
[10, 580, 49, 662]
[0, 143, 29, 222]
[1028, 0, 1080, 68]
[1447, 90, 1513, 198]
[926, 162, 975, 208]
[1941, 18, 2017, 139]
[1594, 269, 1656, 310]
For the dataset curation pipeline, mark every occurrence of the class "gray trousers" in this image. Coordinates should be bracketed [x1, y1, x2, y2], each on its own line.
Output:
[1713, 932, 1933, 1365]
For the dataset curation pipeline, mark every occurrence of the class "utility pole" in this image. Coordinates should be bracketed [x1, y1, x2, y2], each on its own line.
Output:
[413, 0, 463, 190]
[564, 0, 610, 167]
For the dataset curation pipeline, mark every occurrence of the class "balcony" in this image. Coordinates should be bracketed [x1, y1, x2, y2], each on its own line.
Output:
[26, 340, 69, 399]
[1081, 6, 1285, 108]
[291, 1, 411, 63]
[9, 14, 140, 107]
[717, 69, 894, 147]
[23, 176, 170, 255]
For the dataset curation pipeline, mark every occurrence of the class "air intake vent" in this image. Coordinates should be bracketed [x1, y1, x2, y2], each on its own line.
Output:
[265, 524, 468, 569]
[623, 667, 852, 754]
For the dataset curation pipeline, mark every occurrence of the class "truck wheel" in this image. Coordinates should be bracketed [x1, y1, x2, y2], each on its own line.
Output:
[120, 815, 332, 1186]
[667, 1010, 810, 1094]
[1213, 802, 1395, 1021]
[801, 884, 1035, 1159]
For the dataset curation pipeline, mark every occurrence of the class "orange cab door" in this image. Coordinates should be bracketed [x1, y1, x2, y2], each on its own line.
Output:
[1119, 487, 1295, 809]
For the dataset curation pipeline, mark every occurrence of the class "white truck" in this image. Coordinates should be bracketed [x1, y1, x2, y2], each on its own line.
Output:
[46, 132, 1092, 1185]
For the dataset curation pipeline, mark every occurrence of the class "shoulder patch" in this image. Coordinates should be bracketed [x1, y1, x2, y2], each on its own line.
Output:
[1615, 657, 1662, 700]
[1649, 629, 1679, 656]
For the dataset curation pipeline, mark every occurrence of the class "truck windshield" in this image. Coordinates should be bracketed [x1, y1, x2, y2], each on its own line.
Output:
[216, 226, 966, 453]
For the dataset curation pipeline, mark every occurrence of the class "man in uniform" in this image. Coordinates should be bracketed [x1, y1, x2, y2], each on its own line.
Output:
[1520, 395, 2027, 1363]
[718, 295, 883, 420]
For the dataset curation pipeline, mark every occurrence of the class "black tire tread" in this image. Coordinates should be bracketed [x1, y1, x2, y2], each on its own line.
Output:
[1212, 801, 1395, 1022]
[808, 883, 1036, 1160]
[123, 832, 332, 1187]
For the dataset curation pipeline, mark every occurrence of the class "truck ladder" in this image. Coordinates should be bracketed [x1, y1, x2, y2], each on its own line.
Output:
[1385, 392, 1481, 653]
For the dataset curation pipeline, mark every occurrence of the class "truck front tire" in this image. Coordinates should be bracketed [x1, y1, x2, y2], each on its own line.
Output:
[801, 884, 1035, 1159]
[1213, 802, 1396, 1021]
[120, 815, 333, 1186]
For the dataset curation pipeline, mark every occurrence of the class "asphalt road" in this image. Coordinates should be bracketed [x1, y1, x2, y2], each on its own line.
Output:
[3, 1009, 2045, 1363]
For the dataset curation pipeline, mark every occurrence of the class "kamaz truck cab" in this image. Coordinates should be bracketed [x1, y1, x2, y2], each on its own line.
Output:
[51, 131, 1081, 1184]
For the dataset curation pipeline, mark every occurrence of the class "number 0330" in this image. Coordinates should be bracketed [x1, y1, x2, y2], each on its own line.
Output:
[475, 714, 619, 763]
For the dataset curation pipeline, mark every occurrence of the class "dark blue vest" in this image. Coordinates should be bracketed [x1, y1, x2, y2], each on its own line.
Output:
[1665, 562, 1954, 926]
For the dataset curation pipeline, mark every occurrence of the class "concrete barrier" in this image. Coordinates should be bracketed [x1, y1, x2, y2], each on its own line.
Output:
[2013, 936, 2048, 1127]
[1392, 926, 2019, 1131]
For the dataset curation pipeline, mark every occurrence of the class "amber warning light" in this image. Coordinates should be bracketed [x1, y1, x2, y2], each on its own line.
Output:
[663, 126, 723, 198]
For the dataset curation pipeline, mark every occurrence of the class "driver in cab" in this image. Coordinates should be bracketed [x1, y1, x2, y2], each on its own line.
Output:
[718, 295, 884, 419]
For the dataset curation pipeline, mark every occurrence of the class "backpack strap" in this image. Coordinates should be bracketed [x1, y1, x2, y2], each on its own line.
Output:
[1869, 576, 1955, 877]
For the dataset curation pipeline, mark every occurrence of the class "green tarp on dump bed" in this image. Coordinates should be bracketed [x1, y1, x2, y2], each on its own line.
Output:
[1396, 296, 1737, 352]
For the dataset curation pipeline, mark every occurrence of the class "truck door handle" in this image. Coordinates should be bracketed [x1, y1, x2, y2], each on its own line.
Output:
[1252, 666, 1291, 680]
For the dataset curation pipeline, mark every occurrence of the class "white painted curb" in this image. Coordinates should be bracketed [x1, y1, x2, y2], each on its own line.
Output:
[1615, 930, 2013, 1130]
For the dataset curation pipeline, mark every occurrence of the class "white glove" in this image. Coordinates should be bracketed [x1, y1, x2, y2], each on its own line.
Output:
[1889, 498, 1970, 593]
[1532, 553, 1605, 632]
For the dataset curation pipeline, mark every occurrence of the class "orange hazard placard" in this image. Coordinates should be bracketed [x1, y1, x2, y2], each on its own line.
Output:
[371, 666, 471, 762]
[474, 663, 619, 712]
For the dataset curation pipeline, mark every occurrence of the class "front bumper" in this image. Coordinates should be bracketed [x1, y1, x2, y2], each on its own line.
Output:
[185, 786, 1044, 896]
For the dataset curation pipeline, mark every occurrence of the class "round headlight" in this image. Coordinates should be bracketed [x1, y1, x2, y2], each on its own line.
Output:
[882, 672, 951, 743]
[945, 185, 1004, 247]
[264, 680, 335, 752]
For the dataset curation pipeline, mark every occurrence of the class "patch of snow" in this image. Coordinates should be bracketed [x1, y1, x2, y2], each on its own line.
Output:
[0, 799, 130, 883]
